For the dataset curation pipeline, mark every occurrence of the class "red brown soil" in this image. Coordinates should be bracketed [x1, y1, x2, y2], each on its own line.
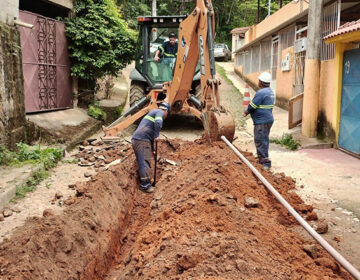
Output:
[0, 139, 353, 279]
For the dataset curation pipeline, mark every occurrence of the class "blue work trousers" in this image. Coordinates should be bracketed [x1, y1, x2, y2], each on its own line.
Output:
[254, 123, 273, 167]
[132, 139, 152, 190]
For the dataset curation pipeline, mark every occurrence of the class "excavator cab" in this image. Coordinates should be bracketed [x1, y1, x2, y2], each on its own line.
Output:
[129, 16, 201, 107]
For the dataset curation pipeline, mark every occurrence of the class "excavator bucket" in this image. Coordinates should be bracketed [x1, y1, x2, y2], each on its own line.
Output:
[202, 110, 235, 142]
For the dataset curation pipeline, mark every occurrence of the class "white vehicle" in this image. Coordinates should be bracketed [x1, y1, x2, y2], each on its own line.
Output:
[214, 43, 231, 61]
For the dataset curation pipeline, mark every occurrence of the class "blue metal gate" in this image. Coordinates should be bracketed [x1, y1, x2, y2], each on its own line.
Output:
[339, 48, 360, 155]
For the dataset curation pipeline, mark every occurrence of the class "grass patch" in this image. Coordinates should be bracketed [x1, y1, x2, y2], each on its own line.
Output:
[270, 133, 300, 151]
[62, 159, 78, 164]
[0, 143, 63, 168]
[216, 64, 235, 88]
[88, 104, 107, 121]
[116, 105, 123, 118]
[12, 168, 50, 200]
[0, 143, 63, 201]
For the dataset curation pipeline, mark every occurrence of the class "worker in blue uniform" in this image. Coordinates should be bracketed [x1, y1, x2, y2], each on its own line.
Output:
[154, 32, 178, 65]
[243, 72, 275, 170]
[132, 102, 171, 193]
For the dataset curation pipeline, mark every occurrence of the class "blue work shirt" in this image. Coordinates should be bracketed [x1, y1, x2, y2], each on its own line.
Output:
[245, 87, 275, 125]
[132, 109, 165, 149]
[158, 41, 178, 58]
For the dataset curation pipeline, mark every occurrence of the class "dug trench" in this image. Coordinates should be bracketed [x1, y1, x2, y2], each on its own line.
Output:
[0, 139, 353, 279]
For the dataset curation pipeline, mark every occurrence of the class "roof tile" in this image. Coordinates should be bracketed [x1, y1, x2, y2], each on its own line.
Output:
[324, 19, 360, 40]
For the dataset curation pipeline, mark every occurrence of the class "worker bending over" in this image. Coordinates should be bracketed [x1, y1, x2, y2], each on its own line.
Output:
[131, 102, 170, 193]
[243, 72, 275, 170]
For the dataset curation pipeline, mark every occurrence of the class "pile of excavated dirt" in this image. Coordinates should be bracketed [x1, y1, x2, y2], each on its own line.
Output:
[0, 139, 352, 279]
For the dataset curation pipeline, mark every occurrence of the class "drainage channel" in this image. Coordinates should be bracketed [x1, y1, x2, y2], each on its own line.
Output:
[221, 135, 360, 280]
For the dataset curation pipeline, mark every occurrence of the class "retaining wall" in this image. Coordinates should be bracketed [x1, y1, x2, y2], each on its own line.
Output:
[0, 23, 26, 149]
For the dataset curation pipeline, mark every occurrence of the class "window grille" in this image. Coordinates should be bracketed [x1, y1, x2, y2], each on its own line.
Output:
[244, 51, 251, 75]
[279, 25, 295, 58]
[251, 45, 260, 73]
[260, 39, 271, 71]
[321, 1, 340, 60]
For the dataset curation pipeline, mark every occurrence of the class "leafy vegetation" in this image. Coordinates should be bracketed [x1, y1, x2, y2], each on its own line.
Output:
[116, 105, 123, 118]
[64, 0, 136, 81]
[88, 104, 107, 120]
[0, 144, 63, 201]
[14, 169, 50, 199]
[216, 64, 237, 91]
[270, 133, 300, 151]
[0, 143, 63, 168]
[117, 0, 292, 47]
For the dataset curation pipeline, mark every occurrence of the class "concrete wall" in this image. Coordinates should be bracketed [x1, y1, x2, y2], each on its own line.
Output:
[0, 0, 19, 25]
[48, 0, 73, 10]
[243, 1, 309, 46]
[0, 23, 26, 149]
[256, 1, 308, 40]
[275, 46, 295, 110]
[318, 59, 336, 139]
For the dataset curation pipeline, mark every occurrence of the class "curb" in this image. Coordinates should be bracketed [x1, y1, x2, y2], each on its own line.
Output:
[0, 164, 42, 211]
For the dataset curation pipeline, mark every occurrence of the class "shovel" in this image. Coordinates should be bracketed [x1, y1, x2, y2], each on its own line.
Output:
[152, 140, 158, 187]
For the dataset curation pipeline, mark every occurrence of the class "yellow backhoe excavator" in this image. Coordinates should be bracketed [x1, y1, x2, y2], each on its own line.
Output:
[102, 0, 235, 142]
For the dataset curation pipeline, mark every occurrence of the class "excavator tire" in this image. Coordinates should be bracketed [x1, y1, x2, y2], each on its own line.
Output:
[130, 82, 146, 112]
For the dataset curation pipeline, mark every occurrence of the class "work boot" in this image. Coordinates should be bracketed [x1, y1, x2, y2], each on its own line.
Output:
[263, 165, 270, 171]
[140, 186, 155, 193]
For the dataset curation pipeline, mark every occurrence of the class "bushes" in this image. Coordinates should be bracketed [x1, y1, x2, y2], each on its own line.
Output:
[65, 0, 136, 81]
[88, 104, 107, 120]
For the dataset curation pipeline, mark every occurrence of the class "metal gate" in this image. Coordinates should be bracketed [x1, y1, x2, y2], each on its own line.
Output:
[19, 11, 72, 113]
[338, 48, 360, 156]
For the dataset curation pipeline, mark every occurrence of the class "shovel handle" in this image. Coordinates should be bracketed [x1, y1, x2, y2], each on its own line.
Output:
[152, 140, 158, 186]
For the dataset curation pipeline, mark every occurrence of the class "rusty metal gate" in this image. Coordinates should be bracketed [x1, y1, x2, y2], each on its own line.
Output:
[19, 11, 72, 113]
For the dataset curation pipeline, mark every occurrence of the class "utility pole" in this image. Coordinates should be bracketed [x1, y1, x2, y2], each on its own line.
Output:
[256, 0, 260, 23]
[152, 0, 157, 17]
[152, 0, 157, 41]
[178, 0, 192, 15]
[302, 0, 324, 137]
[268, 0, 271, 17]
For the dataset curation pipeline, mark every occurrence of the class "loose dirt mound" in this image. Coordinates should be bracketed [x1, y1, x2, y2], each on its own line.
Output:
[0, 140, 352, 279]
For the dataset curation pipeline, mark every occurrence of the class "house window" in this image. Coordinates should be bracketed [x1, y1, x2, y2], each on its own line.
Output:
[251, 45, 260, 73]
[260, 39, 271, 71]
[321, 1, 340, 61]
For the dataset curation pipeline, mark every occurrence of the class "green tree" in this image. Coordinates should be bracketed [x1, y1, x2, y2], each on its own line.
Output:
[116, 0, 151, 29]
[65, 0, 136, 81]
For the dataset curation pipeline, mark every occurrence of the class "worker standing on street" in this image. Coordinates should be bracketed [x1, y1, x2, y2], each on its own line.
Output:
[243, 72, 274, 170]
[154, 32, 178, 64]
[131, 102, 170, 193]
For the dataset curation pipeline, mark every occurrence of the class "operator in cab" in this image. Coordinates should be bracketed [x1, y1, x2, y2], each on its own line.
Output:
[131, 102, 171, 193]
[154, 32, 178, 64]
[243, 72, 275, 170]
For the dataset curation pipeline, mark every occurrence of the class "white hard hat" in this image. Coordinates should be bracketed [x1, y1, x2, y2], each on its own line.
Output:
[258, 72, 271, 84]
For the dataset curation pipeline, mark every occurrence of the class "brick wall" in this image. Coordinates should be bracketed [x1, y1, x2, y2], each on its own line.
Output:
[0, 0, 19, 25]
[0, 23, 26, 149]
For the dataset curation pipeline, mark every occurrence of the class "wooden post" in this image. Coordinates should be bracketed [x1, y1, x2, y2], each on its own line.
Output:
[302, 0, 324, 137]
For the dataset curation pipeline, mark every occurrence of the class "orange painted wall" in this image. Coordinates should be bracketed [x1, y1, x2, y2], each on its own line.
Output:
[256, 1, 309, 39]
[243, 1, 309, 45]
[246, 72, 261, 87]
[276, 46, 295, 102]
[319, 60, 336, 128]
